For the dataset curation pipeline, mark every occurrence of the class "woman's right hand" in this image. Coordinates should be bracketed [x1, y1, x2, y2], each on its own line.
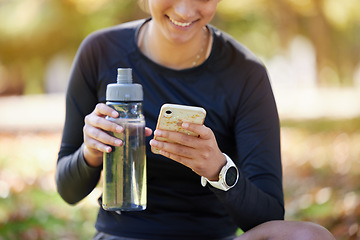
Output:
[83, 103, 123, 167]
[83, 103, 153, 167]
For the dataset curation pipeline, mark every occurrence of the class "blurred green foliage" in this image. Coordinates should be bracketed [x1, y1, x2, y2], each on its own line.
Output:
[0, 186, 97, 240]
[216, 0, 360, 86]
[0, 0, 148, 95]
[0, 132, 99, 240]
[0, 0, 359, 95]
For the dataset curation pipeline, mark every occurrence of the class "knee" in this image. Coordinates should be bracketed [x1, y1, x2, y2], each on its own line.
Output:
[291, 222, 335, 240]
[237, 220, 335, 240]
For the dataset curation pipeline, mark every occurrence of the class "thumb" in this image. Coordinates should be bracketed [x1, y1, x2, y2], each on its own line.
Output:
[145, 127, 153, 137]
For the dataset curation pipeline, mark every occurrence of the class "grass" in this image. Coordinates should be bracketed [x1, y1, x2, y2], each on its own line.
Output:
[1, 118, 360, 239]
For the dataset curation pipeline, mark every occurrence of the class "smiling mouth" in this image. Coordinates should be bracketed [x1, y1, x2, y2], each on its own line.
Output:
[168, 16, 193, 27]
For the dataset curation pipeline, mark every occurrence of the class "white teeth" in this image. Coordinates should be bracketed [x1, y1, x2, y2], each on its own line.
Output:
[169, 17, 192, 27]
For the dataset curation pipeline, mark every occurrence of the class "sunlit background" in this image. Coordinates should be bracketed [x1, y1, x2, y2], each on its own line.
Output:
[0, 0, 360, 239]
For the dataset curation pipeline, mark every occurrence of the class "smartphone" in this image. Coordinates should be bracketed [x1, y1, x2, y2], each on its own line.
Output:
[152, 103, 207, 154]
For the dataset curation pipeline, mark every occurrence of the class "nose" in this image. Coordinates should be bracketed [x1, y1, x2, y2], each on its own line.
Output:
[173, 0, 196, 20]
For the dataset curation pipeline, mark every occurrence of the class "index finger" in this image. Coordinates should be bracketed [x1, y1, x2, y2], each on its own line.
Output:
[182, 123, 212, 140]
[94, 103, 119, 118]
[153, 128, 200, 148]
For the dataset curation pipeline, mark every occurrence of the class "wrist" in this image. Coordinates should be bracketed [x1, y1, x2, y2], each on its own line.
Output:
[201, 153, 239, 191]
[83, 145, 103, 167]
[207, 153, 227, 181]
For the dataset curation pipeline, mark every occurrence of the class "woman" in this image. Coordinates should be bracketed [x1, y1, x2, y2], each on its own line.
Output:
[56, 0, 335, 239]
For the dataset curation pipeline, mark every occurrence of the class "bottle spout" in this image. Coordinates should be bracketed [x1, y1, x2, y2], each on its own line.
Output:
[117, 68, 132, 84]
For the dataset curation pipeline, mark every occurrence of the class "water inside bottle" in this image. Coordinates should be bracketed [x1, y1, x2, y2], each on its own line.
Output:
[103, 118, 146, 211]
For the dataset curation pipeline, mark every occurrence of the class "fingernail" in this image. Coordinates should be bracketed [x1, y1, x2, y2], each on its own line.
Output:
[149, 139, 157, 146]
[182, 123, 189, 128]
[154, 130, 161, 136]
[106, 146, 112, 153]
[116, 126, 123, 132]
[115, 139, 122, 146]
[112, 111, 119, 117]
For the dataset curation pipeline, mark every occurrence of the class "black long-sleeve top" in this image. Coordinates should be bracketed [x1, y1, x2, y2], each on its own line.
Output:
[56, 19, 284, 240]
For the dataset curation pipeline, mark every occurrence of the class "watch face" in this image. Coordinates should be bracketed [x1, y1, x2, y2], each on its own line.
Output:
[225, 166, 238, 187]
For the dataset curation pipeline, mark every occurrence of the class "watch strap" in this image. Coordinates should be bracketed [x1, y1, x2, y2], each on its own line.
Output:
[201, 153, 238, 191]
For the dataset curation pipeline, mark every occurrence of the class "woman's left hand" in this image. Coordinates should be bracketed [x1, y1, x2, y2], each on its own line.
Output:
[149, 123, 226, 180]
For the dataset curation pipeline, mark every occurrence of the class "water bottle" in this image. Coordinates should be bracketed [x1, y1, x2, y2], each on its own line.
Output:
[102, 68, 146, 211]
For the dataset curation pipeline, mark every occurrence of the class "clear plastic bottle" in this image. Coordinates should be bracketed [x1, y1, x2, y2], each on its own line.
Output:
[102, 68, 146, 211]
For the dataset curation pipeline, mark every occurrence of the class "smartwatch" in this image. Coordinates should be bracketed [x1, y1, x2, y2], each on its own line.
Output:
[201, 153, 239, 191]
